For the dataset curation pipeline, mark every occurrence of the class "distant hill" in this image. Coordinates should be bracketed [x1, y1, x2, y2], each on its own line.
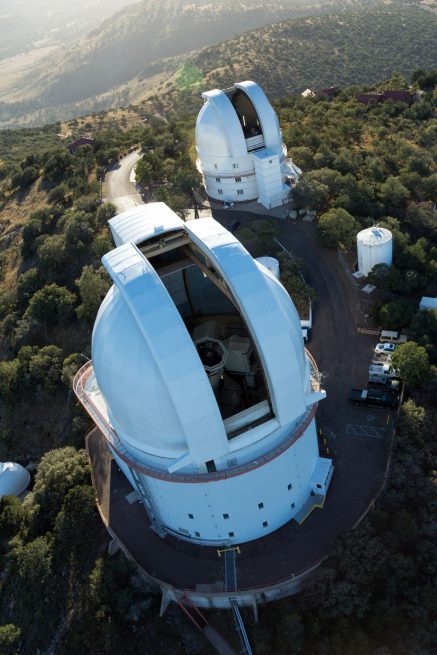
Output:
[0, 0, 138, 59]
[0, 0, 380, 127]
[145, 4, 437, 114]
[1, 3, 436, 128]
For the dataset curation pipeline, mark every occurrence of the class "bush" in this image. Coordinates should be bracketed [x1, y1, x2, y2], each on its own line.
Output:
[317, 207, 360, 249]
[24, 284, 76, 328]
[391, 341, 430, 387]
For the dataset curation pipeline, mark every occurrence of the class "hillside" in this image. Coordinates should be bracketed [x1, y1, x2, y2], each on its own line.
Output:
[145, 4, 437, 115]
[0, 0, 380, 128]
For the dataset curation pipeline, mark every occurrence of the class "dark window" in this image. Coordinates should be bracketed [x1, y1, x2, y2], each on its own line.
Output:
[195, 531, 200, 537]
[228, 531, 235, 537]
[288, 483, 292, 490]
[223, 513, 229, 520]
[291, 503, 295, 509]
[263, 521, 268, 528]
[214, 163, 218, 169]
[188, 513, 194, 519]
[269, 159, 273, 164]
[206, 460, 216, 473]
[233, 163, 239, 169]
[316, 483, 322, 489]
[237, 189, 243, 195]
[218, 189, 223, 195]
[258, 502, 264, 509]
[235, 177, 241, 182]
[216, 177, 221, 182]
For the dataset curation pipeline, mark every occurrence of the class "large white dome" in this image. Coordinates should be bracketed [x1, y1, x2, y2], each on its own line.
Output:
[91, 209, 314, 469]
[75, 203, 331, 546]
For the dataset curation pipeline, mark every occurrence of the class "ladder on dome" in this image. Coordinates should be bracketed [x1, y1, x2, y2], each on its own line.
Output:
[224, 549, 253, 655]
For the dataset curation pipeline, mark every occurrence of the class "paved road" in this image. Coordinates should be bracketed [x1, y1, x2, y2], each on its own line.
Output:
[105, 150, 143, 213]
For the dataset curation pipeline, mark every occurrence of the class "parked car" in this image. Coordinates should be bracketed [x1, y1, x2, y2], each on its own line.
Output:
[368, 375, 402, 391]
[375, 342, 396, 354]
[369, 363, 398, 378]
[380, 330, 407, 344]
[349, 387, 399, 409]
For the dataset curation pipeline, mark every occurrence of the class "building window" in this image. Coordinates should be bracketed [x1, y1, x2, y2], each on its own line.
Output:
[317, 483, 322, 489]
[218, 189, 223, 195]
[258, 502, 264, 509]
[269, 159, 273, 164]
[188, 513, 194, 519]
[195, 531, 200, 538]
[223, 513, 229, 520]
[206, 460, 216, 473]
[235, 177, 241, 182]
[288, 483, 292, 491]
[233, 163, 239, 169]
[263, 521, 268, 528]
[216, 177, 221, 182]
[291, 503, 295, 509]
[214, 163, 218, 169]
[237, 189, 243, 196]
[228, 532, 235, 538]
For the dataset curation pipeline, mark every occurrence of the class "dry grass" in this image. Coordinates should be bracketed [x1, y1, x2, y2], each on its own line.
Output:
[0, 179, 49, 232]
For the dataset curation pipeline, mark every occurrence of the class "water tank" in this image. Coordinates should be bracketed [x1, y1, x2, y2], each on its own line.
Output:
[0, 462, 30, 498]
[256, 256, 280, 279]
[357, 227, 392, 277]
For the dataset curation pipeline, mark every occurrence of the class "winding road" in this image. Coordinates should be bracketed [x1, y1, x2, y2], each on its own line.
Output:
[105, 149, 143, 213]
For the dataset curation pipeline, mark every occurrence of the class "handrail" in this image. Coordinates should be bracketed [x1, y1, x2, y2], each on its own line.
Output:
[74, 360, 319, 484]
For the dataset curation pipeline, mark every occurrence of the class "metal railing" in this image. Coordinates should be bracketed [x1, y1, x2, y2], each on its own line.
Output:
[74, 361, 319, 484]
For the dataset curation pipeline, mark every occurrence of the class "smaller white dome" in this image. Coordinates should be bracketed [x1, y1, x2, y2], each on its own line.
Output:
[0, 462, 30, 498]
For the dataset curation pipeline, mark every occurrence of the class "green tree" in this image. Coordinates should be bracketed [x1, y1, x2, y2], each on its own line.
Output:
[391, 341, 430, 386]
[317, 207, 360, 249]
[24, 284, 76, 328]
[0, 624, 21, 655]
[379, 300, 415, 331]
[76, 265, 110, 325]
[96, 202, 117, 227]
[36, 234, 66, 272]
[379, 176, 410, 213]
[28, 345, 64, 392]
[54, 485, 97, 563]
[25, 447, 90, 533]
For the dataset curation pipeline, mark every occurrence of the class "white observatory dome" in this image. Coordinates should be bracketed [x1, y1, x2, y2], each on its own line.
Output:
[0, 462, 30, 498]
[357, 227, 393, 277]
[195, 81, 299, 210]
[76, 203, 331, 546]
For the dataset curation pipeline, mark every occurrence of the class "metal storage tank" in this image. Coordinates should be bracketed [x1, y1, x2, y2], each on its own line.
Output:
[357, 227, 392, 277]
[255, 256, 280, 279]
[0, 462, 30, 498]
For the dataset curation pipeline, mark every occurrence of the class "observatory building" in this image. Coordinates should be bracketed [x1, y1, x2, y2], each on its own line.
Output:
[74, 203, 332, 546]
[195, 81, 301, 210]
[357, 227, 393, 277]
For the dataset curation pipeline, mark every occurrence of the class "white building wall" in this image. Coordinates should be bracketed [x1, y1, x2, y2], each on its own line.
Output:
[134, 418, 319, 545]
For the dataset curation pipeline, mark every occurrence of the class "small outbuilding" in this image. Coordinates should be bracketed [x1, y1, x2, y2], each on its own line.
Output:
[419, 296, 437, 311]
